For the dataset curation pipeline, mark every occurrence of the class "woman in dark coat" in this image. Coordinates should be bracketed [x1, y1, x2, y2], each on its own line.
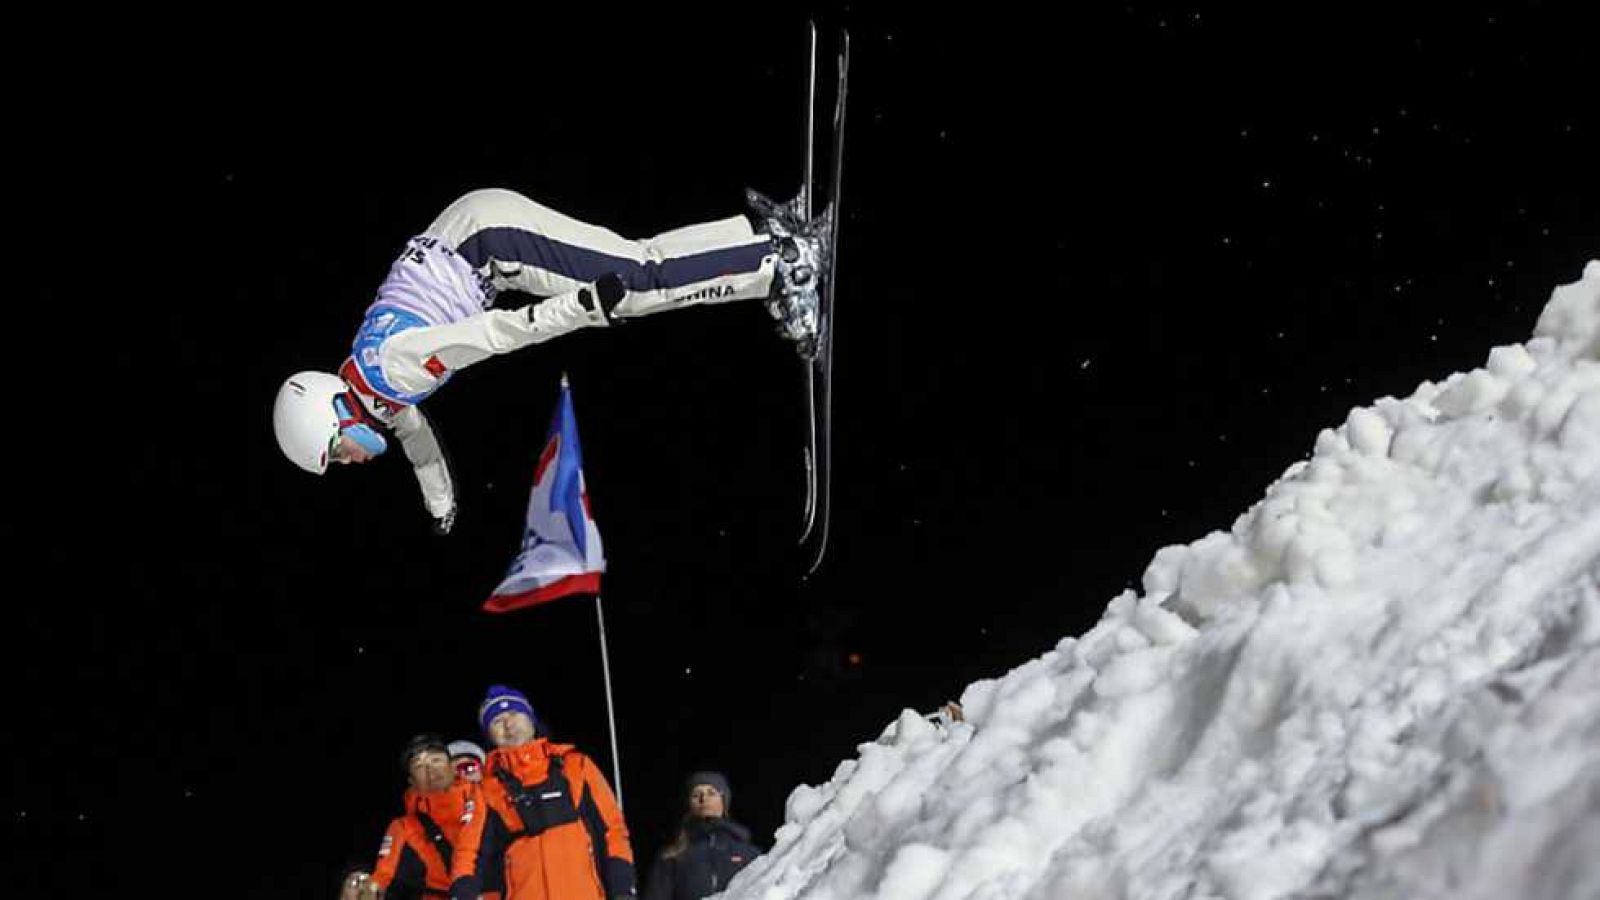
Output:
[644, 772, 762, 900]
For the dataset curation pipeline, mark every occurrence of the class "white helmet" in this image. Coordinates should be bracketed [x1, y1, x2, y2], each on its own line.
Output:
[273, 371, 348, 474]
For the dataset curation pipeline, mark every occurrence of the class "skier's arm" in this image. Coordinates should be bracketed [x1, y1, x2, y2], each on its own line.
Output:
[379, 277, 622, 396]
[390, 405, 457, 533]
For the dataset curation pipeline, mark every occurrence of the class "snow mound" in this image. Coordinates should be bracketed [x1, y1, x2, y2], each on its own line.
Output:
[725, 261, 1600, 900]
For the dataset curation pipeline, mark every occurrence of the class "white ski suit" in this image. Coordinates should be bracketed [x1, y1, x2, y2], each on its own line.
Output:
[342, 188, 780, 525]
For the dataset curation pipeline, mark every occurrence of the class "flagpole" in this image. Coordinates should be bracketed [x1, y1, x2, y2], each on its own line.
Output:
[595, 593, 624, 808]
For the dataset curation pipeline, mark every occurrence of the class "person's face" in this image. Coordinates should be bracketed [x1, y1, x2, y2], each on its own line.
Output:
[688, 784, 725, 819]
[330, 433, 376, 465]
[406, 750, 455, 794]
[453, 755, 483, 783]
[488, 711, 537, 748]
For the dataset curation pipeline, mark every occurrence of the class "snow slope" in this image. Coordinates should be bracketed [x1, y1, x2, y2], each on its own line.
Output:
[725, 261, 1600, 900]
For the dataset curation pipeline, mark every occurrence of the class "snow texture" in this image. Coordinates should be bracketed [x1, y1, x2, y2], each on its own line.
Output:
[724, 261, 1600, 900]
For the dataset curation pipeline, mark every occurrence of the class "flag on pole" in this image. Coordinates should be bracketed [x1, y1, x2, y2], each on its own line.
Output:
[484, 375, 606, 612]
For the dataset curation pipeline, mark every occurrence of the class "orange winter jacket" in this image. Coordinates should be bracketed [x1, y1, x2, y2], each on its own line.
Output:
[452, 739, 635, 900]
[372, 781, 494, 899]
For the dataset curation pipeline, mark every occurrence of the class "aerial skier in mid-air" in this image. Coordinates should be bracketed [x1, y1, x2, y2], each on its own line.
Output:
[272, 186, 827, 534]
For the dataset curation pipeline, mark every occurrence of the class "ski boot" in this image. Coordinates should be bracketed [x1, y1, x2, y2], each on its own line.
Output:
[748, 187, 831, 359]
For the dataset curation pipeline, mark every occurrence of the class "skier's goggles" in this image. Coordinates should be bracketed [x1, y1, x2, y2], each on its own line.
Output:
[454, 758, 482, 778]
[329, 393, 389, 460]
[332, 393, 366, 430]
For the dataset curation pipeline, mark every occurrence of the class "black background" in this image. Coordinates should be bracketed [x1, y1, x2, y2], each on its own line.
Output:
[7, 4, 1597, 895]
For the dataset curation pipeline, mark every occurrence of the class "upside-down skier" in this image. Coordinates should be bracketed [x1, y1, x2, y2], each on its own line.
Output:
[272, 186, 826, 533]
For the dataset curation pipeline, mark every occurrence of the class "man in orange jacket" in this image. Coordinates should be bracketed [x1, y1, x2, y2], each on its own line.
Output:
[450, 686, 636, 900]
[347, 734, 500, 900]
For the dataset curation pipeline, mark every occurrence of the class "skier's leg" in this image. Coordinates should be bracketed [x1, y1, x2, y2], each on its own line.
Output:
[425, 188, 778, 320]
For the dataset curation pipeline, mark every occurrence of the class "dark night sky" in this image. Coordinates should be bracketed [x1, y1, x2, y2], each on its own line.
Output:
[8, 5, 1597, 895]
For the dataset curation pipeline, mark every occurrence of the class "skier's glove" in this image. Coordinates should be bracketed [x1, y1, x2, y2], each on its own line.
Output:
[432, 505, 457, 536]
[584, 272, 626, 322]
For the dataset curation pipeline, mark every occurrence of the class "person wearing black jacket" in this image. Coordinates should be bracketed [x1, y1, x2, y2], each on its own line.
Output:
[643, 772, 762, 900]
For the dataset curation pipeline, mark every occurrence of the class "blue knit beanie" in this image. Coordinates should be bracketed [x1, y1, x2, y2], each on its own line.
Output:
[479, 684, 538, 737]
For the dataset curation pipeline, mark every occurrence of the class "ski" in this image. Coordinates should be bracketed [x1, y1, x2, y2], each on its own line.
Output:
[799, 25, 849, 576]
[798, 21, 821, 546]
